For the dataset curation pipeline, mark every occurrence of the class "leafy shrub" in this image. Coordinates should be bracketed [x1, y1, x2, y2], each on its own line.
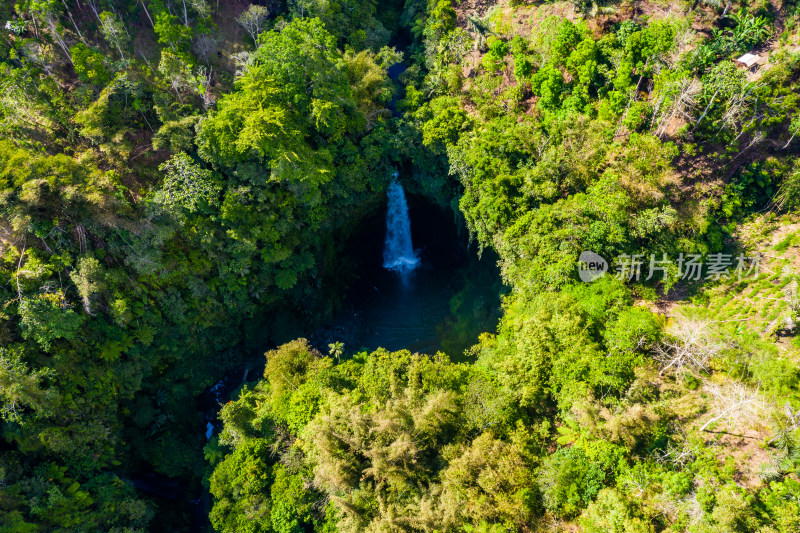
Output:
[538, 446, 606, 518]
[69, 44, 112, 86]
[579, 488, 654, 533]
[482, 38, 509, 74]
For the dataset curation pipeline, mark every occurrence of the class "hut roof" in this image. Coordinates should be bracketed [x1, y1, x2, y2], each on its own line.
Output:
[735, 53, 760, 68]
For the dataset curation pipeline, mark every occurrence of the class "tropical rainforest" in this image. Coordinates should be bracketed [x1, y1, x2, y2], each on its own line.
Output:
[1, 0, 800, 531]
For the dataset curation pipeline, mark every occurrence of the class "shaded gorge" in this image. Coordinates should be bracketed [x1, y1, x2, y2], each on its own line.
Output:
[309, 186, 505, 360]
[191, 183, 505, 531]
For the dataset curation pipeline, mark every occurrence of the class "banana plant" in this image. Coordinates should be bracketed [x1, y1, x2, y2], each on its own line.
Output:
[728, 10, 771, 51]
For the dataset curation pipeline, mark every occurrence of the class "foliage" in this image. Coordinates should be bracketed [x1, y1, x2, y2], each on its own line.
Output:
[0, 346, 56, 422]
[2, 1, 800, 532]
[210, 341, 540, 531]
[69, 44, 112, 86]
[155, 152, 221, 213]
[538, 446, 605, 518]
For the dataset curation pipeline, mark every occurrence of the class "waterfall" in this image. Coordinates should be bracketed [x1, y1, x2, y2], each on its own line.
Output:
[383, 175, 420, 273]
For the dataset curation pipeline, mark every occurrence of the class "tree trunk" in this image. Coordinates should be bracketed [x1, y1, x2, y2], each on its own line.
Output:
[783, 120, 800, 149]
[182, 0, 189, 27]
[140, 0, 155, 28]
[60, 0, 87, 44]
[47, 18, 75, 65]
[692, 89, 719, 132]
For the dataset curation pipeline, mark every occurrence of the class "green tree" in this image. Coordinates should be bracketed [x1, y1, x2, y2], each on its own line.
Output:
[155, 152, 221, 214]
[579, 488, 654, 533]
[18, 292, 85, 351]
[0, 346, 55, 422]
[153, 11, 193, 54]
[69, 44, 111, 86]
[538, 446, 606, 518]
[98, 11, 129, 60]
[236, 4, 272, 45]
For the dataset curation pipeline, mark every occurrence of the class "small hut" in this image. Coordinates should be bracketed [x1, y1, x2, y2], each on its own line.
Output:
[735, 53, 761, 71]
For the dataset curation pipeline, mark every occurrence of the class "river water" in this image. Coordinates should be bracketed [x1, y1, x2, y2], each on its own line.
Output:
[310, 198, 502, 358]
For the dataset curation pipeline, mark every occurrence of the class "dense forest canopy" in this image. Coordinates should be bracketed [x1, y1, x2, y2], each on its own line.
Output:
[1, 0, 799, 532]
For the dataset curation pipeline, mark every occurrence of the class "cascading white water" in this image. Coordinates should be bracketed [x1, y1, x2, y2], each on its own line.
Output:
[383, 175, 420, 273]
